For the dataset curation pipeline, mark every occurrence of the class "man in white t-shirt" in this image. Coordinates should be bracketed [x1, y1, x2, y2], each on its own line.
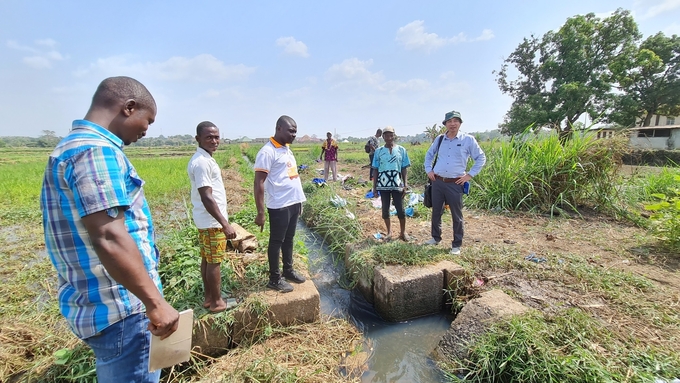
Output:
[188, 121, 236, 312]
[254, 116, 307, 293]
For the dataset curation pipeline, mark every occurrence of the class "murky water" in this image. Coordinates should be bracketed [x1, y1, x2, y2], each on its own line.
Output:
[299, 222, 452, 383]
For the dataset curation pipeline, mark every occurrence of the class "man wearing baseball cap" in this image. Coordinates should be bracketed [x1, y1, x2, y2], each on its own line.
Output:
[423, 110, 486, 254]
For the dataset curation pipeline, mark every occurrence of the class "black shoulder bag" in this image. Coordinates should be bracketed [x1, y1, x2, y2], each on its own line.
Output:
[423, 135, 444, 208]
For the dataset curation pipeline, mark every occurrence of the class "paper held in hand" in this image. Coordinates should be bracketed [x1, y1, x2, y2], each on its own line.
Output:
[148, 309, 193, 372]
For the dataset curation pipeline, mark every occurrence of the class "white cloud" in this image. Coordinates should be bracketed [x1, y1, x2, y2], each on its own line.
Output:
[7, 39, 66, 69]
[396, 21, 494, 52]
[7, 40, 38, 53]
[325, 58, 432, 94]
[276, 37, 309, 58]
[75, 54, 256, 82]
[396, 20, 448, 52]
[23, 56, 52, 69]
[640, 0, 680, 19]
[474, 29, 495, 41]
[35, 38, 57, 48]
[325, 58, 384, 87]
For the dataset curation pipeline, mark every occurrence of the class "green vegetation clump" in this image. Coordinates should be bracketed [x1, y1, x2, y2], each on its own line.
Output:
[644, 175, 680, 250]
[469, 132, 627, 215]
[300, 183, 363, 256]
[446, 309, 680, 383]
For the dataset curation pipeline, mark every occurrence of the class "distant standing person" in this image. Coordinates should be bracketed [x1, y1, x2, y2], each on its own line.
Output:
[254, 116, 308, 292]
[187, 121, 237, 313]
[320, 131, 339, 181]
[367, 128, 382, 180]
[372, 126, 411, 241]
[424, 110, 486, 255]
[40, 76, 179, 383]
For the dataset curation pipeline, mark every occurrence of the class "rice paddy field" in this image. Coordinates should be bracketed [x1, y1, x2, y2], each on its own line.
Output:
[1, 133, 680, 382]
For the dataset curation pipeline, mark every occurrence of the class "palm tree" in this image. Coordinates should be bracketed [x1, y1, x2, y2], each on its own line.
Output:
[424, 124, 446, 142]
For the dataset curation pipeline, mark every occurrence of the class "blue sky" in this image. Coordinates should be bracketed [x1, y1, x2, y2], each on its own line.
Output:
[1, 0, 679, 140]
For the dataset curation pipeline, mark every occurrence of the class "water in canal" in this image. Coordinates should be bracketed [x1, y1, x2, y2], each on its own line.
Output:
[299, 222, 452, 383]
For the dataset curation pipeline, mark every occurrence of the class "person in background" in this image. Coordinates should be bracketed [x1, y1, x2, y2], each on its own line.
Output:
[423, 110, 486, 255]
[367, 128, 383, 181]
[254, 116, 308, 292]
[372, 126, 411, 241]
[187, 121, 237, 313]
[320, 131, 339, 181]
[40, 76, 179, 383]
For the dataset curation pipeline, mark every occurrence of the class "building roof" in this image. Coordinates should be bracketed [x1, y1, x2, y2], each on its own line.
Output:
[629, 125, 680, 131]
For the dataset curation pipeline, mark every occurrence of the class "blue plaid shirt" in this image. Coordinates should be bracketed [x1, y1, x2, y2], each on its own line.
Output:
[40, 120, 162, 339]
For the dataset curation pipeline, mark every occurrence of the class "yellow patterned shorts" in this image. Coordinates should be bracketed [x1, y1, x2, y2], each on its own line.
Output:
[198, 228, 227, 264]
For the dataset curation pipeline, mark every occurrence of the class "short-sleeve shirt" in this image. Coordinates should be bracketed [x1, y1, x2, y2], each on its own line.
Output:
[368, 135, 380, 154]
[188, 147, 228, 229]
[40, 120, 162, 339]
[371, 144, 411, 191]
[321, 139, 338, 161]
[254, 137, 307, 209]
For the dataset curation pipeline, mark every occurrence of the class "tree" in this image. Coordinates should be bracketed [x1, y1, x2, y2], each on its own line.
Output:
[37, 130, 60, 148]
[423, 123, 446, 142]
[608, 32, 680, 127]
[496, 9, 641, 136]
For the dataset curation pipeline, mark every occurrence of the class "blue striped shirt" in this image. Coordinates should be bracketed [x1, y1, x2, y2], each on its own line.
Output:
[424, 132, 486, 178]
[40, 120, 162, 339]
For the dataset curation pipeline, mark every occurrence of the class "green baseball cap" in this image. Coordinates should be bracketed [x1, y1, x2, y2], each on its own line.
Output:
[443, 110, 463, 124]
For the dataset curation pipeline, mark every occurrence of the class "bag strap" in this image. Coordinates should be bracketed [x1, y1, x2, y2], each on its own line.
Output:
[432, 134, 445, 169]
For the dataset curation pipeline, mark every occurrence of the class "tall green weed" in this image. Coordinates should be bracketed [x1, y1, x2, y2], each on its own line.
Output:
[469, 132, 626, 214]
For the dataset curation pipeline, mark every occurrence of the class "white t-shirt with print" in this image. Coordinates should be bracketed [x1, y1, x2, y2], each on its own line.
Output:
[254, 138, 307, 209]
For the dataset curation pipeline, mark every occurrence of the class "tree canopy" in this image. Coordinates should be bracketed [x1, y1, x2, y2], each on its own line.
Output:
[496, 9, 642, 135]
[608, 32, 680, 127]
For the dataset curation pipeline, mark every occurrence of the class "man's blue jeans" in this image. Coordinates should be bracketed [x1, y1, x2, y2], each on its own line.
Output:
[83, 313, 160, 383]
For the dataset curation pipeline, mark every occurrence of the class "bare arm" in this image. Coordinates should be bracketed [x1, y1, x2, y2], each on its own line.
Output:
[401, 167, 408, 195]
[254, 171, 268, 231]
[198, 186, 236, 239]
[81, 210, 179, 339]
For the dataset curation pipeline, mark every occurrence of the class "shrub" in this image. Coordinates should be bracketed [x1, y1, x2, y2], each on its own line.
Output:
[644, 176, 680, 250]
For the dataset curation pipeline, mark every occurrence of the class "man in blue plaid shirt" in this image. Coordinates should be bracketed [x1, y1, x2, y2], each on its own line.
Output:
[40, 77, 179, 383]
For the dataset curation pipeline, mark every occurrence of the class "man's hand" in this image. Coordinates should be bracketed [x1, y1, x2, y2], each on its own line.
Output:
[146, 300, 180, 340]
[222, 223, 237, 239]
[427, 171, 436, 181]
[255, 211, 266, 232]
[456, 174, 472, 185]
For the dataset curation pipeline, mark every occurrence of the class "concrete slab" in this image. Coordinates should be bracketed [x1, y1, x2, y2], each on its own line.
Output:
[344, 241, 376, 303]
[434, 289, 530, 363]
[373, 263, 444, 322]
[231, 277, 320, 346]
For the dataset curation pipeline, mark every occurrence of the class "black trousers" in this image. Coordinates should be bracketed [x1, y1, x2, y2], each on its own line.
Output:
[267, 202, 301, 281]
[380, 190, 405, 219]
[431, 181, 464, 247]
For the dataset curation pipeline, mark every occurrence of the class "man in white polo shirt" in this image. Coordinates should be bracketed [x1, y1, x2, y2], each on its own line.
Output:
[188, 121, 236, 312]
[254, 115, 307, 293]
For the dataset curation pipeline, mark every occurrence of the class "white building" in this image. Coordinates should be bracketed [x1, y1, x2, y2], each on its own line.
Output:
[629, 115, 680, 150]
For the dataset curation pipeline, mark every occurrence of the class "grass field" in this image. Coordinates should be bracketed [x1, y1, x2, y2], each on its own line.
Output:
[1, 137, 679, 382]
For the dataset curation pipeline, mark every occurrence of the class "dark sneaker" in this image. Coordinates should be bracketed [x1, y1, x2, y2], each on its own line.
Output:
[283, 269, 307, 284]
[267, 279, 293, 293]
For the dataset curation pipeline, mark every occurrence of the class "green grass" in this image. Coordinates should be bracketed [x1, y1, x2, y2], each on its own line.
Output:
[446, 309, 680, 382]
[468, 132, 627, 215]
